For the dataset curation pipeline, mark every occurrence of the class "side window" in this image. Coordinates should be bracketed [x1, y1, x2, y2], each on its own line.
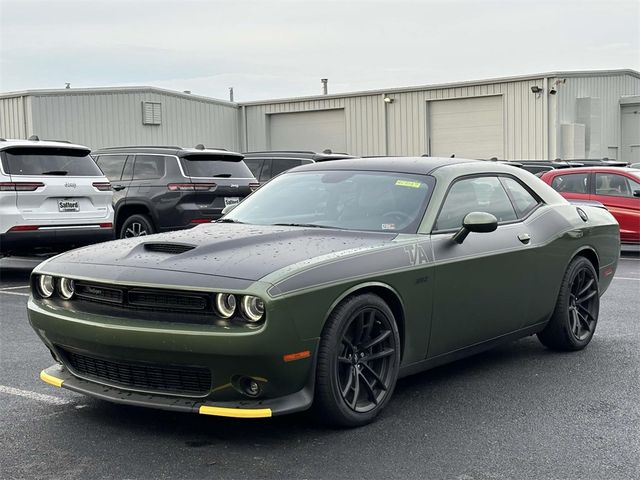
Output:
[96, 155, 127, 182]
[244, 159, 263, 179]
[259, 160, 273, 182]
[501, 177, 540, 218]
[271, 159, 302, 177]
[551, 173, 589, 194]
[121, 156, 134, 181]
[435, 176, 517, 231]
[132, 155, 165, 180]
[595, 173, 635, 197]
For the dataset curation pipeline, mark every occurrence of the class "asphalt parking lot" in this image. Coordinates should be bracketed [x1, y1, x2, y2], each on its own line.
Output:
[1, 254, 638, 480]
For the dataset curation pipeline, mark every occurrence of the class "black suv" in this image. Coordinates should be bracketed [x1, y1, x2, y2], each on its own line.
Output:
[92, 145, 258, 238]
[242, 150, 356, 184]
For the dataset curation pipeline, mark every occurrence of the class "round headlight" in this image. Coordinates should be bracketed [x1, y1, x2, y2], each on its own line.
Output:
[241, 295, 265, 322]
[215, 293, 237, 318]
[37, 275, 55, 298]
[59, 277, 75, 300]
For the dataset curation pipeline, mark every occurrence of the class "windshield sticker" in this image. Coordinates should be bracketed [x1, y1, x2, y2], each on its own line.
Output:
[395, 179, 421, 188]
[381, 224, 396, 230]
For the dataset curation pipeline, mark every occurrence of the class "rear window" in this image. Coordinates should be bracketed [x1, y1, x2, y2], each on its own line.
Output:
[2, 147, 103, 176]
[179, 155, 253, 178]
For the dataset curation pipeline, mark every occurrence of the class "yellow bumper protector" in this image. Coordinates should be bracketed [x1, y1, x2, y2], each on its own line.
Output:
[198, 405, 272, 418]
[40, 370, 64, 388]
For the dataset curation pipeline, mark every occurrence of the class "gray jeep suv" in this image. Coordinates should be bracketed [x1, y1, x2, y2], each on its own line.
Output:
[92, 145, 258, 238]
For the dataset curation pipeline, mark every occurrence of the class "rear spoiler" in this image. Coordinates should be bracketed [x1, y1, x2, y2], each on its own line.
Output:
[567, 199, 607, 210]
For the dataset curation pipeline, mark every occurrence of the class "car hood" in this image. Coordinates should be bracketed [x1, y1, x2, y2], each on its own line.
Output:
[47, 224, 399, 282]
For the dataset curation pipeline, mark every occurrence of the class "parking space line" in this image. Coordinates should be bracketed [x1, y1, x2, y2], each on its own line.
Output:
[0, 285, 30, 290]
[0, 385, 71, 405]
[0, 290, 29, 297]
[612, 277, 640, 281]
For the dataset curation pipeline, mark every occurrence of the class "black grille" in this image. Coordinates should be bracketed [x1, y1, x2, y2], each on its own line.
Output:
[144, 243, 195, 254]
[75, 283, 124, 304]
[128, 289, 207, 311]
[59, 347, 211, 396]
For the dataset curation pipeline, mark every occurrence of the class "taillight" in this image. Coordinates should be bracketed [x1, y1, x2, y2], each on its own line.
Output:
[92, 182, 112, 191]
[0, 182, 44, 191]
[167, 183, 217, 191]
[8, 225, 39, 231]
[249, 182, 260, 192]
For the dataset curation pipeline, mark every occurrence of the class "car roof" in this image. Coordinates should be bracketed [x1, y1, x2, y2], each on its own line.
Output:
[542, 166, 640, 176]
[0, 138, 90, 152]
[242, 150, 356, 161]
[291, 156, 482, 175]
[92, 145, 244, 159]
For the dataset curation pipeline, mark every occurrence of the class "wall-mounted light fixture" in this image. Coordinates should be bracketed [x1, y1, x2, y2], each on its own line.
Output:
[530, 86, 543, 94]
[383, 95, 394, 104]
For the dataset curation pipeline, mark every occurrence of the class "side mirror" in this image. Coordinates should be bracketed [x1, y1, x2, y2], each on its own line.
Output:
[452, 212, 498, 244]
[221, 204, 238, 215]
[633, 190, 640, 198]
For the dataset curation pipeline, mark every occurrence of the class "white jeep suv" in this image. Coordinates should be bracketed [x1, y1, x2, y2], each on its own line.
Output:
[0, 137, 114, 256]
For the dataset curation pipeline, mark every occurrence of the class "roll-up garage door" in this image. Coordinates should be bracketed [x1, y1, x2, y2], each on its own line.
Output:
[269, 109, 346, 153]
[428, 96, 504, 159]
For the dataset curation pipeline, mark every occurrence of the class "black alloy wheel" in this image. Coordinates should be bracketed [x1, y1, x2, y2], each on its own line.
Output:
[337, 308, 396, 413]
[538, 256, 600, 351]
[568, 266, 598, 341]
[120, 214, 155, 239]
[315, 293, 401, 427]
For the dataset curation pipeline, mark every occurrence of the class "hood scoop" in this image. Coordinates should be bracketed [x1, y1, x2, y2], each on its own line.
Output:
[143, 243, 196, 254]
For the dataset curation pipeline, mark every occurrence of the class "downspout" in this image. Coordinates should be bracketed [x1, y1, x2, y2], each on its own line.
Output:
[543, 77, 549, 160]
[242, 105, 248, 152]
[22, 95, 29, 139]
[382, 93, 389, 156]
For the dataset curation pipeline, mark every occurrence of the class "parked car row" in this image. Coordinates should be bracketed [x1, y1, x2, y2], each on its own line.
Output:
[2, 136, 638, 256]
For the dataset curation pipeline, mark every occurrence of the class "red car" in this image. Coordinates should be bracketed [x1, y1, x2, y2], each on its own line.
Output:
[540, 167, 640, 245]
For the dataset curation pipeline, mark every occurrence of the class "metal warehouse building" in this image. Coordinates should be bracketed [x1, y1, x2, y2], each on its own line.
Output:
[1, 69, 639, 162]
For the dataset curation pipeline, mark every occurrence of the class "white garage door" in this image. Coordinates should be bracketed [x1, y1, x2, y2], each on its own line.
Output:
[269, 109, 346, 153]
[429, 96, 504, 159]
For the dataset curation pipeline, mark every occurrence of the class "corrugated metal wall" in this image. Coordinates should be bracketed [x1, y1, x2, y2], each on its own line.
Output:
[243, 78, 547, 159]
[553, 74, 640, 159]
[0, 95, 32, 139]
[3, 90, 240, 150]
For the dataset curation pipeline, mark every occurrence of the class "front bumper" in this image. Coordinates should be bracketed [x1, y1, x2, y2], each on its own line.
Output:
[40, 364, 313, 417]
[29, 292, 318, 417]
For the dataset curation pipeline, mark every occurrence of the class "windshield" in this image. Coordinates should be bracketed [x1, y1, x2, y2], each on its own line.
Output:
[2, 147, 103, 176]
[225, 170, 435, 233]
[179, 155, 254, 178]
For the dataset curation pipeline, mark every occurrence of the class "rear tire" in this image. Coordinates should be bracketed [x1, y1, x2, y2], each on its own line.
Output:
[120, 214, 155, 239]
[537, 256, 599, 351]
[314, 293, 401, 427]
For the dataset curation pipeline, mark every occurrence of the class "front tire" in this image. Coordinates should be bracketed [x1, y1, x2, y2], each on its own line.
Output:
[314, 293, 401, 427]
[537, 256, 599, 351]
[120, 214, 155, 239]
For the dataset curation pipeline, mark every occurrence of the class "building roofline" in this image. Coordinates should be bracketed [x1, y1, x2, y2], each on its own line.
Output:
[1, 69, 637, 107]
[239, 69, 640, 105]
[0, 85, 239, 107]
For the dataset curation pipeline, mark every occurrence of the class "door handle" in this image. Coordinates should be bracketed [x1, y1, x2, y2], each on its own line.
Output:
[113, 185, 126, 191]
[518, 233, 531, 244]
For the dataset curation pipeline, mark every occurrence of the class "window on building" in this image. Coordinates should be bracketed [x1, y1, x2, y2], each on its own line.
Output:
[142, 101, 162, 125]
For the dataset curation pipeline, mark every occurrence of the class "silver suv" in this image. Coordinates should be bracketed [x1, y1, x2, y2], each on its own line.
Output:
[0, 137, 114, 256]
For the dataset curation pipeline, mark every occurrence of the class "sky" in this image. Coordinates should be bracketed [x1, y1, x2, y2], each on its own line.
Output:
[0, 0, 638, 102]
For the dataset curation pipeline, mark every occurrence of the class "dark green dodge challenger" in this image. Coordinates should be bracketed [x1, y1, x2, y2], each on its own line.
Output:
[29, 157, 620, 426]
